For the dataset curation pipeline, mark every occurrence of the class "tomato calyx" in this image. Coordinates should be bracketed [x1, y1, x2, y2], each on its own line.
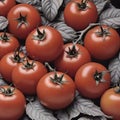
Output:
[0, 86, 15, 96]
[45, 62, 55, 72]
[96, 26, 110, 38]
[15, 12, 28, 28]
[65, 44, 79, 58]
[114, 84, 120, 93]
[10, 49, 25, 63]
[0, 31, 10, 42]
[94, 70, 108, 85]
[0, 0, 5, 3]
[33, 28, 46, 41]
[76, 0, 88, 10]
[22, 59, 35, 70]
[50, 72, 65, 85]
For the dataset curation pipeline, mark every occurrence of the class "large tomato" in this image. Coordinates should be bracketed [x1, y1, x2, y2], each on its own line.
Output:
[37, 71, 76, 110]
[0, 0, 16, 17]
[0, 32, 19, 59]
[54, 43, 91, 78]
[12, 59, 47, 95]
[0, 85, 26, 120]
[64, 0, 98, 30]
[25, 26, 64, 62]
[0, 50, 26, 83]
[75, 62, 111, 99]
[7, 3, 41, 40]
[84, 25, 120, 60]
[100, 87, 120, 120]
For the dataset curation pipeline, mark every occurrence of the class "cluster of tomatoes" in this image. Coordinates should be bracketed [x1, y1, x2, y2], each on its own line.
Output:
[0, 0, 120, 120]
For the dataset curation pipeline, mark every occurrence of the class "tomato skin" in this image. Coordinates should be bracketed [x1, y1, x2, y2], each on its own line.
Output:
[64, 0, 98, 30]
[37, 71, 76, 110]
[7, 4, 41, 40]
[0, 32, 19, 59]
[12, 60, 47, 95]
[0, 52, 25, 83]
[0, 0, 16, 17]
[100, 88, 120, 119]
[0, 85, 26, 120]
[54, 43, 91, 78]
[26, 26, 64, 62]
[75, 62, 111, 99]
[84, 25, 120, 60]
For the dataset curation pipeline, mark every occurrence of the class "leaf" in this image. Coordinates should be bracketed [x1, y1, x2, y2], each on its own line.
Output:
[0, 16, 8, 30]
[95, 1, 110, 15]
[26, 99, 57, 120]
[99, 8, 120, 29]
[78, 116, 107, 120]
[56, 95, 108, 120]
[108, 52, 120, 84]
[51, 22, 77, 42]
[41, 0, 63, 21]
[41, 16, 50, 25]
[16, 0, 32, 3]
[63, 0, 71, 5]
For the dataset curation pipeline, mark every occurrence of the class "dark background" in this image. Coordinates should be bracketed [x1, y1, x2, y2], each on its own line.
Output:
[111, 0, 120, 8]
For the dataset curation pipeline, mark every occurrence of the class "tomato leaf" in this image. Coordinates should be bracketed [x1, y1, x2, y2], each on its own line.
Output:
[26, 99, 57, 120]
[108, 52, 120, 84]
[0, 16, 8, 30]
[99, 8, 120, 29]
[55, 95, 109, 120]
[50, 22, 77, 42]
[41, 0, 63, 21]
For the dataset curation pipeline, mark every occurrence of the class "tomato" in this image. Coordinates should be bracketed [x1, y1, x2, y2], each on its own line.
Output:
[100, 87, 120, 119]
[0, 0, 16, 17]
[64, 0, 98, 30]
[0, 85, 26, 120]
[7, 4, 41, 40]
[75, 62, 111, 99]
[84, 25, 120, 60]
[37, 71, 76, 110]
[25, 26, 64, 62]
[54, 43, 91, 78]
[0, 50, 26, 83]
[0, 32, 19, 59]
[12, 59, 47, 95]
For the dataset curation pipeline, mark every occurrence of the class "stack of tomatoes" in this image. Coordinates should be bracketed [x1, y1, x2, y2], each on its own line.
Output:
[0, 0, 120, 120]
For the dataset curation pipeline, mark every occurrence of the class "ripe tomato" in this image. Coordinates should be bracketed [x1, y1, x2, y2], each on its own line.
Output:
[84, 25, 120, 60]
[100, 87, 120, 119]
[75, 62, 111, 99]
[0, 32, 19, 59]
[0, 85, 26, 120]
[0, 0, 16, 17]
[0, 50, 26, 83]
[64, 0, 98, 30]
[37, 71, 76, 110]
[7, 4, 41, 40]
[25, 26, 64, 62]
[12, 59, 47, 95]
[54, 43, 91, 78]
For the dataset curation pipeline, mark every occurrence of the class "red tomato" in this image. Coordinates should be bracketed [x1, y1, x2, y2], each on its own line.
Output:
[7, 4, 41, 40]
[84, 25, 120, 60]
[0, 50, 26, 83]
[75, 62, 111, 99]
[0, 85, 26, 120]
[64, 0, 98, 30]
[37, 71, 76, 110]
[100, 87, 120, 119]
[12, 59, 47, 95]
[54, 43, 91, 78]
[0, 32, 19, 59]
[25, 26, 64, 62]
[0, 0, 16, 17]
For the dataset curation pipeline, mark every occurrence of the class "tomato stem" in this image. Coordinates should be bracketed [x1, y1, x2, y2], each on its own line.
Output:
[45, 62, 55, 72]
[77, 0, 88, 10]
[50, 72, 65, 85]
[65, 43, 79, 58]
[0, 30, 10, 42]
[0, 86, 15, 96]
[33, 28, 46, 41]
